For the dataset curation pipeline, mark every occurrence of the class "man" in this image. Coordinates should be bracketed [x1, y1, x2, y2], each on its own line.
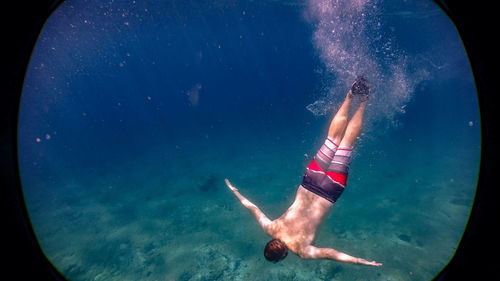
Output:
[225, 77, 382, 266]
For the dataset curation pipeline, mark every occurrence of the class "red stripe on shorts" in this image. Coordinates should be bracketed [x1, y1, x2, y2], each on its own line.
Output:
[326, 171, 347, 186]
[307, 160, 324, 173]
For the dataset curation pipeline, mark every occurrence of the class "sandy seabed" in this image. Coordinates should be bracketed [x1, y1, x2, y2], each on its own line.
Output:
[26, 131, 478, 281]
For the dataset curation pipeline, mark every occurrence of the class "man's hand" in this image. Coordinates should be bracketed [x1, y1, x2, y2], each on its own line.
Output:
[356, 257, 383, 267]
[225, 178, 254, 208]
[225, 178, 238, 192]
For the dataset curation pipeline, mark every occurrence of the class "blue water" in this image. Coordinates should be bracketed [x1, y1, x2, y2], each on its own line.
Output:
[18, 0, 480, 280]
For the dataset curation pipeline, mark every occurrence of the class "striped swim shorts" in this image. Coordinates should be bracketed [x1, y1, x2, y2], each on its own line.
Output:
[301, 137, 352, 203]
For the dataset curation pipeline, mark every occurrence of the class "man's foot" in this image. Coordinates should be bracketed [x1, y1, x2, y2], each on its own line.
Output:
[350, 76, 370, 101]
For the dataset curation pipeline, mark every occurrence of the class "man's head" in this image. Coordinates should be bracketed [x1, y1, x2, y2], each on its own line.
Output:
[264, 239, 288, 263]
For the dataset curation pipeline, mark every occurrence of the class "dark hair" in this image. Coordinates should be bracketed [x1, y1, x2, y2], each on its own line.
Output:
[264, 239, 288, 263]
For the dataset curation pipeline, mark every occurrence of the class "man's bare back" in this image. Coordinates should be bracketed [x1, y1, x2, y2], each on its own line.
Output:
[225, 77, 381, 267]
[270, 185, 332, 254]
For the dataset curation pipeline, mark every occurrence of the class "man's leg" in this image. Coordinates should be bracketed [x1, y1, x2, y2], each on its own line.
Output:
[328, 91, 353, 145]
[324, 100, 367, 187]
[339, 100, 367, 148]
[313, 91, 354, 171]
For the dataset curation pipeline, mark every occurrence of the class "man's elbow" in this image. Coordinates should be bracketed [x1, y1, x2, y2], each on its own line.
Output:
[298, 248, 317, 259]
[298, 252, 313, 259]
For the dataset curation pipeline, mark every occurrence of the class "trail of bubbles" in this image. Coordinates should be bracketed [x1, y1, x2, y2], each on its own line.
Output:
[304, 0, 430, 134]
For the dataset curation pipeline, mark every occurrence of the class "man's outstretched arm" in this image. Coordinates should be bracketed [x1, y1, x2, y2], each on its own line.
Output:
[225, 179, 273, 235]
[300, 246, 382, 267]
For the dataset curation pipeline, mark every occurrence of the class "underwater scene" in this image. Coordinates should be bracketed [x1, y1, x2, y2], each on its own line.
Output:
[18, 0, 480, 280]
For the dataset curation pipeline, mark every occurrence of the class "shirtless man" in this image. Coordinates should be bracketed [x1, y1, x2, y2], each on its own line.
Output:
[225, 77, 382, 266]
